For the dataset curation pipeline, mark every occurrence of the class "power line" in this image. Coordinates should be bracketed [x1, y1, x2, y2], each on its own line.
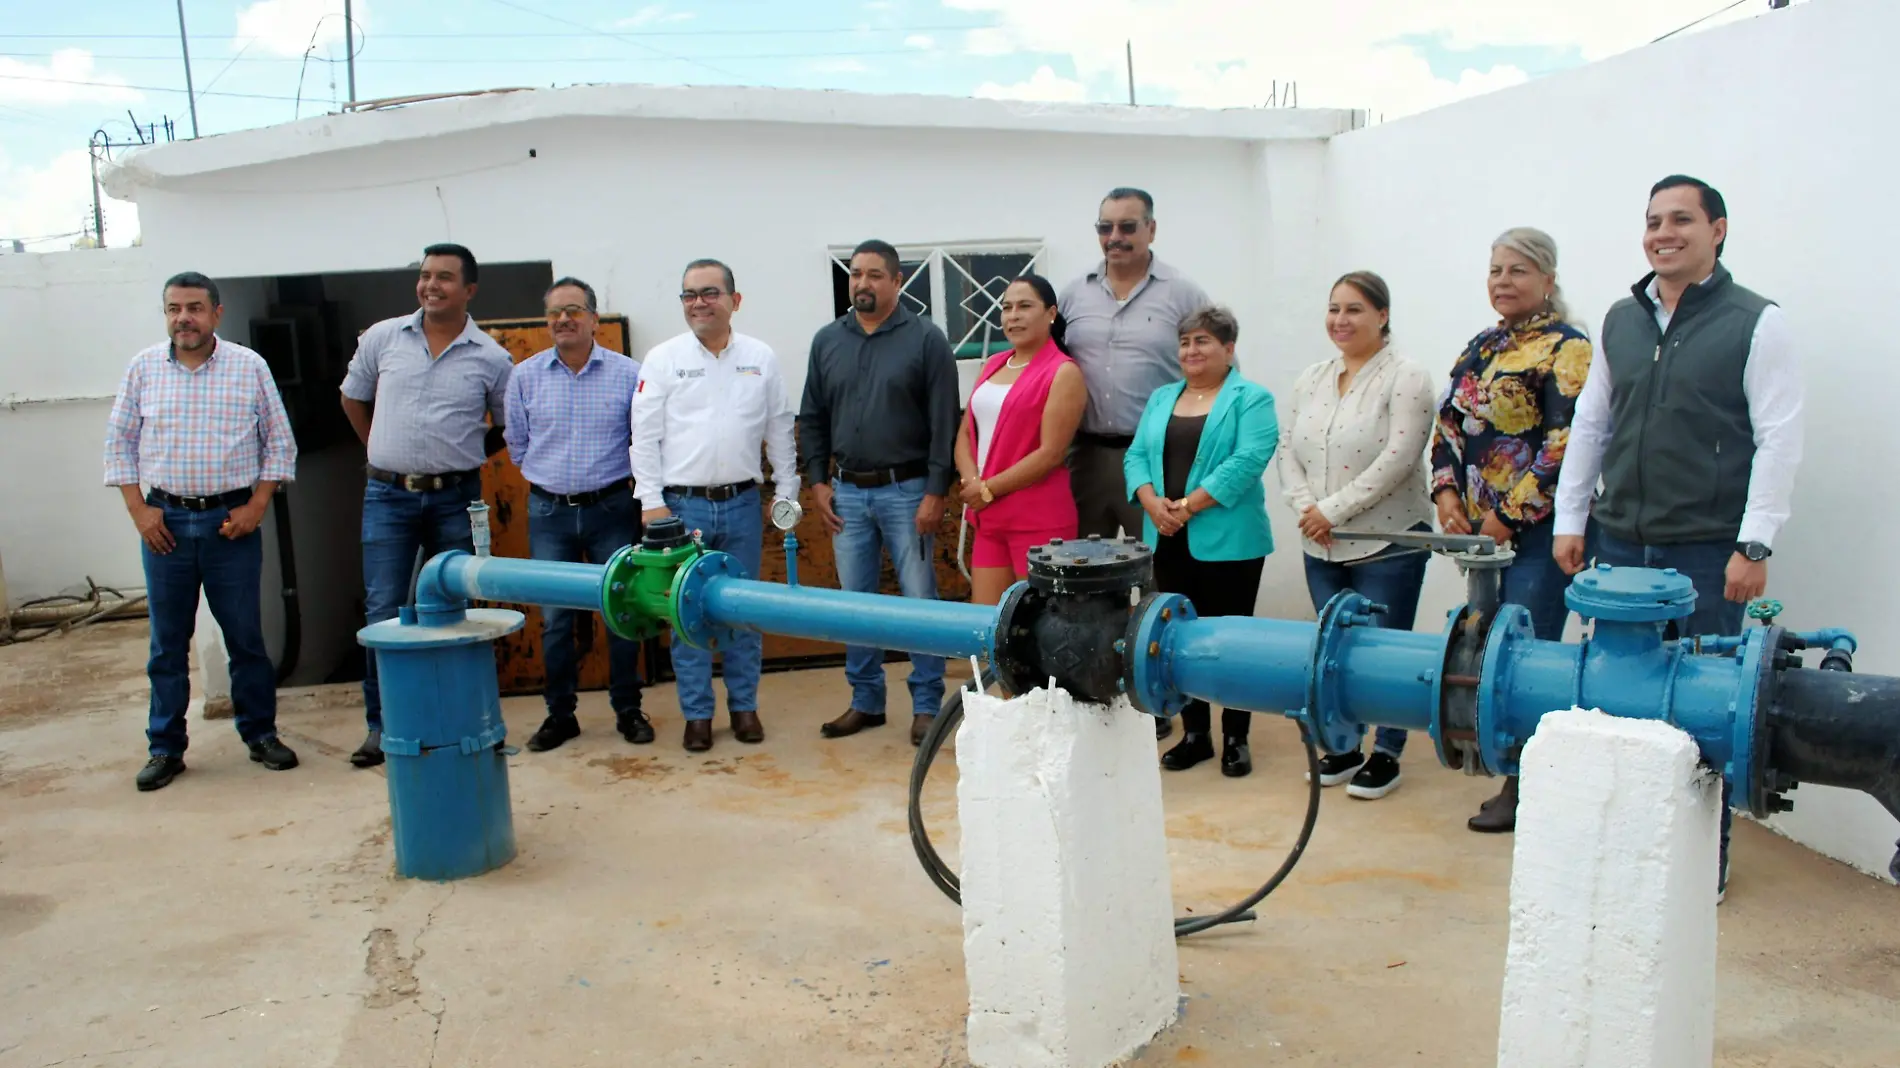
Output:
[481, 0, 743, 79]
[0, 73, 307, 102]
[0, 49, 922, 63]
[0, 25, 971, 40]
[1653, 0, 1752, 42]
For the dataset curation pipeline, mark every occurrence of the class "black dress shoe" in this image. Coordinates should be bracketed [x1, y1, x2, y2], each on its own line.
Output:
[911, 715, 935, 747]
[1155, 716, 1173, 740]
[350, 730, 385, 768]
[683, 719, 713, 752]
[1160, 732, 1214, 771]
[1220, 737, 1252, 778]
[136, 755, 186, 792]
[618, 709, 655, 745]
[526, 714, 581, 752]
[821, 709, 886, 738]
[249, 737, 300, 771]
[731, 710, 764, 744]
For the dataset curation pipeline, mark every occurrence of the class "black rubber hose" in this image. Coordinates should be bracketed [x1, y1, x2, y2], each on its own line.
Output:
[906, 670, 1325, 937]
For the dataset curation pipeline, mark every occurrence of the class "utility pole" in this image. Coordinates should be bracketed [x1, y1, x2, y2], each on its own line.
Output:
[344, 0, 358, 103]
[1117, 39, 1132, 105]
[88, 138, 106, 248]
[175, 0, 200, 138]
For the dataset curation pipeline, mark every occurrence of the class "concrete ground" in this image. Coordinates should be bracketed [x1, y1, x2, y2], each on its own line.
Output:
[1, 620, 1896, 1068]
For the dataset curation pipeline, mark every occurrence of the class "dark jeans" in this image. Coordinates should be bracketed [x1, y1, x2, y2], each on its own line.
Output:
[1500, 521, 1571, 642]
[1593, 528, 1743, 874]
[359, 477, 483, 730]
[527, 490, 644, 719]
[1153, 535, 1265, 741]
[1303, 531, 1430, 758]
[665, 487, 764, 721]
[141, 496, 278, 757]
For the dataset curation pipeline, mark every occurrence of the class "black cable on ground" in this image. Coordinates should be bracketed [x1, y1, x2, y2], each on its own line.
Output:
[906, 670, 1325, 938]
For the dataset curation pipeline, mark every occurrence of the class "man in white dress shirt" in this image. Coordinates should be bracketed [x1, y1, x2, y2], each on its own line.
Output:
[631, 258, 799, 752]
[1552, 174, 1804, 903]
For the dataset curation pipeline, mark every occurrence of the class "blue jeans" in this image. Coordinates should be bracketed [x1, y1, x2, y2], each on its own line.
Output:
[1501, 521, 1571, 642]
[1304, 535, 1429, 759]
[527, 491, 644, 719]
[360, 477, 483, 730]
[830, 476, 946, 718]
[1593, 528, 1743, 879]
[141, 496, 278, 757]
[664, 487, 764, 722]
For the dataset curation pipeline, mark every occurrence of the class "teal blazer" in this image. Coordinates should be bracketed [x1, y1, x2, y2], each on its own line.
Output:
[1123, 369, 1278, 561]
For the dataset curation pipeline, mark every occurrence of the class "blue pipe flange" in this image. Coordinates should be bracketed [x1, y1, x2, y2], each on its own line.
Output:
[1429, 604, 1484, 773]
[1729, 623, 1778, 817]
[1303, 589, 1376, 754]
[1475, 602, 1537, 776]
[670, 550, 742, 651]
[1124, 592, 1194, 718]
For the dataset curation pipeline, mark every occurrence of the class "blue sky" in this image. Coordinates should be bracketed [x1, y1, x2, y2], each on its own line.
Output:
[0, 0, 1789, 249]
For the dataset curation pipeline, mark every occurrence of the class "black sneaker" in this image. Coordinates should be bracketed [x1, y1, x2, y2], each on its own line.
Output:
[248, 737, 300, 771]
[1308, 750, 1365, 786]
[136, 755, 186, 792]
[1346, 752, 1402, 800]
[526, 715, 582, 752]
[618, 709, 655, 745]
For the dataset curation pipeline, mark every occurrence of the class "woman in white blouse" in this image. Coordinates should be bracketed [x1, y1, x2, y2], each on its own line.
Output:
[1277, 271, 1437, 801]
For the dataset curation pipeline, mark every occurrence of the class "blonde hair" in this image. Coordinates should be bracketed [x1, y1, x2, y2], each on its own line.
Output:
[1491, 227, 1569, 324]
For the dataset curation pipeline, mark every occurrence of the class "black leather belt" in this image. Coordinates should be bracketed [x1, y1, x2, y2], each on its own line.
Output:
[530, 479, 632, 507]
[835, 460, 929, 488]
[365, 465, 480, 492]
[153, 488, 251, 511]
[665, 480, 756, 502]
[1075, 431, 1135, 449]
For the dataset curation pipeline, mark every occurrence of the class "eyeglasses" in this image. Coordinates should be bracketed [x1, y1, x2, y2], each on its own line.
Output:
[545, 305, 591, 321]
[679, 288, 728, 305]
[1095, 219, 1144, 236]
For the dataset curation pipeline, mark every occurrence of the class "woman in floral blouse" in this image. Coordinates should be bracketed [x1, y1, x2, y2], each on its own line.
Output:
[1430, 226, 1592, 833]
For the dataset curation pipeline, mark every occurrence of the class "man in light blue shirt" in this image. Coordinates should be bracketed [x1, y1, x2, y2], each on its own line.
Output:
[339, 242, 514, 768]
[503, 276, 650, 751]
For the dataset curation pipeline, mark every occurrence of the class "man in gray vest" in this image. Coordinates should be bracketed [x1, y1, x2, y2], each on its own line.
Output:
[1553, 174, 1804, 904]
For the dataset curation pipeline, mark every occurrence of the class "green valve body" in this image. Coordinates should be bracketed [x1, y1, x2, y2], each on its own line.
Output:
[600, 533, 700, 641]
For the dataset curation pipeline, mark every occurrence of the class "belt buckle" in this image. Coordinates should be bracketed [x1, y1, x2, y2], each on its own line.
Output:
[183, 495, 208, 510]
[401, 474, 427, 492]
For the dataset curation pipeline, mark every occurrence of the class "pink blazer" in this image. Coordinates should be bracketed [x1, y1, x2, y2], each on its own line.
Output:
[963, 339, 1078, 533]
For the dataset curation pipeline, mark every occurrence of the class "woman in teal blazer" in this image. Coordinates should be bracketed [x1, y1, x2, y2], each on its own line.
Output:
[1124, 304, 1278, 777]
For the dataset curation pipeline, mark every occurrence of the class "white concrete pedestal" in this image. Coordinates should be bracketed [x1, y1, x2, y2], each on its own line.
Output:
[957, 687, 1179, 1068]
[1497, 707, 1721, 1068]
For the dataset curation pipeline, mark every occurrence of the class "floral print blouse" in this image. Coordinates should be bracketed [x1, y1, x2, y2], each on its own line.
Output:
[1429, 312, 1593, 530]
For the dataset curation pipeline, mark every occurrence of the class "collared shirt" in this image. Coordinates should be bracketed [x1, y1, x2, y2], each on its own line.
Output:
[1058, 255, 1211, 435]
[797, 304, 960, 495]
[339, 310, 513, 474]
[630, 330, 798, 508]
[103, 336, 298, 495]
[503, 343, 641, 495]
[1555, 275, 1803, 546]
[1278, 346, 1437, 562]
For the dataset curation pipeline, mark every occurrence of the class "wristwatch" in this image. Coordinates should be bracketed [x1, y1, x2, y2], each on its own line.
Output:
[1737, 541, 1772, 562]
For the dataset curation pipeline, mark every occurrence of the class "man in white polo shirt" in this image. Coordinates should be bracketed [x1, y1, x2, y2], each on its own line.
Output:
[631, 258, 799, 753]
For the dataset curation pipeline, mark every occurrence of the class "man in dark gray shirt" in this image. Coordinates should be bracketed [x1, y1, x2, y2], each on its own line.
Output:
[799, 238, 959, 747]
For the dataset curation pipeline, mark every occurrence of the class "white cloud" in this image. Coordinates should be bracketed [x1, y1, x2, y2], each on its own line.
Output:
[0, 50, 141, 106]
[234, 0, 362, 58]
[0, 148, 140, 249]
[616, 5, 695, 29]
[905, 34, 936, 50]
[974, 65, 1088, 104]
[946, 0, 1776, 120]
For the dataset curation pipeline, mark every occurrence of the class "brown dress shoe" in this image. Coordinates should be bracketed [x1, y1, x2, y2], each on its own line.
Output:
[731, 710, 764, 744]
[1467, 774, 1518, 833]
[911, 714, 935, 747]
[821, 709, 887, 738]
[683, 719, 713, 752]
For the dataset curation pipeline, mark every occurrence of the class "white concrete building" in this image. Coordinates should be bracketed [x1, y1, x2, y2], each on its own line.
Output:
[1, 0, 1894, 880]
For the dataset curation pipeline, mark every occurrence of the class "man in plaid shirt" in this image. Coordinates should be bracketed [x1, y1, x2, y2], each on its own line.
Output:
[502, 276, 650, 752]
[104, 271, 300, 792]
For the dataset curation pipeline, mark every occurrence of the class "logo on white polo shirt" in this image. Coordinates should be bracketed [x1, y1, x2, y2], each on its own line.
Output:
[677, 367, 706, 379]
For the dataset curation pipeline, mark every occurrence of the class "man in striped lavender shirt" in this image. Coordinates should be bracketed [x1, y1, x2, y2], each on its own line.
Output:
[502, 277, 650, 752]
[105, 271, 300, 792]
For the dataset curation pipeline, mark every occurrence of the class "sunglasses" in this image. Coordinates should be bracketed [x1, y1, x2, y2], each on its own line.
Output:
[679, 287, 729, 305]
[1094, 219, 1145, 236]
[545, 305, 591, 321]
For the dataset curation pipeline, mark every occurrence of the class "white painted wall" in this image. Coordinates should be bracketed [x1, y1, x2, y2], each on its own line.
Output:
[1320, 0, 1899, 880]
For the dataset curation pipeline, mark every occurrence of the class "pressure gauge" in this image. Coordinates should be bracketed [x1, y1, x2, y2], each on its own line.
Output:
[771, 497, 803, 532]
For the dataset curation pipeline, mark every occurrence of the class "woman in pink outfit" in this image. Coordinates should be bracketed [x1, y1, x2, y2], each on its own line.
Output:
[953, 274, 1087, 606]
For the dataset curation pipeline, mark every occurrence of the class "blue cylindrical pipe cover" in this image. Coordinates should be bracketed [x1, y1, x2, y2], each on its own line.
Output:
[422, 551, 606, 613]
[359, 608, 524, 881]
[701, 576, 998, 660]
